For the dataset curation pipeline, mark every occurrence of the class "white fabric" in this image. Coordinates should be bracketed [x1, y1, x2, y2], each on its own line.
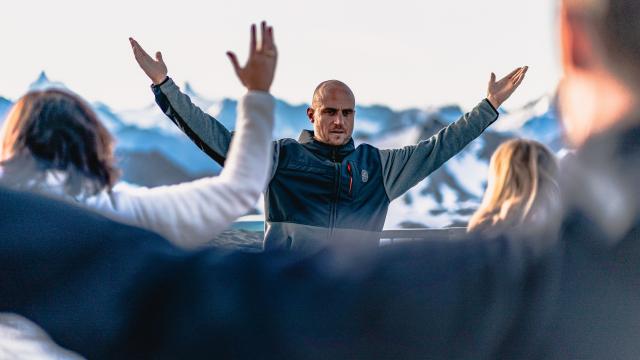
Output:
[0, 313, 84, 360]
[4, 91, 274, 249]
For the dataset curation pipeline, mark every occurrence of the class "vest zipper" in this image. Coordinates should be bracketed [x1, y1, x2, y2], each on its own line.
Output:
[329, 150, 340, 241]
[347, 162, 353, 195]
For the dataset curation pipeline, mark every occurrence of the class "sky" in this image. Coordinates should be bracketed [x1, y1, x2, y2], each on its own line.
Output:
[0, 0, 560, 111]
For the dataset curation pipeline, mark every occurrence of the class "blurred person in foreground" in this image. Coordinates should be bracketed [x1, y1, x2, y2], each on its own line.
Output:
[0, 23, 277, 249]
[3, 0, 640, 358]
[538, 0, 640, 357]
[467, 139, 560, 238]
[130, 35, 528, 252]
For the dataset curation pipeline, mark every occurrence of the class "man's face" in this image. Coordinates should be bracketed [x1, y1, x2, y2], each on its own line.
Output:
[307, 84, 355, 146]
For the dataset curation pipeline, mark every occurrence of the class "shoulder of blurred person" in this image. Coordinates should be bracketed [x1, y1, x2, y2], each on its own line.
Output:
[0, 183, 564, 359]
[539, 0, 640, 355]
[0, 185, 179, 357]
[544, 120, 640, 359]
[560, 120, 640, 247]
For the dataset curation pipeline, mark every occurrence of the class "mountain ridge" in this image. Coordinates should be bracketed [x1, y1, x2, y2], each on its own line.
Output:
[0, 72, 563, 228]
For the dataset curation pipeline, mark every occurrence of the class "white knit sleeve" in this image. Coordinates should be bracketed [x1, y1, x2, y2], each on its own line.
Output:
[112, 91, 274, 249]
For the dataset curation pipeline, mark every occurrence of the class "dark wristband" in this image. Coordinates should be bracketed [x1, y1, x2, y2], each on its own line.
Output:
[484, 98, 498, 114]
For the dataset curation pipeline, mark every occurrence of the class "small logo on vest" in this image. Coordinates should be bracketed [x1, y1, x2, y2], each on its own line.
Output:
[361, 169, 368, 183]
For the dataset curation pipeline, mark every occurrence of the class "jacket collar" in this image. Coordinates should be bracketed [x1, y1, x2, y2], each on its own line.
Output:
[298, 130, 355, 162]
[579, 120, 640, 161]
[561, 120, 640, 244]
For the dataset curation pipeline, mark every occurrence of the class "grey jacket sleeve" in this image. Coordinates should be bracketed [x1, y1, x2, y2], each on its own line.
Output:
[152, 77, 232, 166]
[153, 77, 280, 180]
[379, 99, 498, 201]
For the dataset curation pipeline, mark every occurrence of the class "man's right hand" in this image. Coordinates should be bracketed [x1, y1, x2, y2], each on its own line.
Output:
[227, 21, 277, 92]
[129, 37, 168, 85]
[486, 66, 528, 109]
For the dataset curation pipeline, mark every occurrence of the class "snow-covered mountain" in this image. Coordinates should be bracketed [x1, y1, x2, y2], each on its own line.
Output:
[0, 97, 11, 121]
[0, 72, 564, 229]
[370, 110, 521, 229]
[492, 94, 564, 150]
[29, 71, 68, 91]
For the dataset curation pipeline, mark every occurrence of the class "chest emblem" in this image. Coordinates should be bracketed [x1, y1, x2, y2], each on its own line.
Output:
[361, 169, 369, 183]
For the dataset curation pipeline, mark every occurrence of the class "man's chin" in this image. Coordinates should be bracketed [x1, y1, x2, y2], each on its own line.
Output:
[329, 135, 348, 146]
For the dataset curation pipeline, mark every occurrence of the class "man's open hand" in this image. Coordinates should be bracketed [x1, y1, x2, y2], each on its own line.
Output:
[487, 66, 528, 109]
[129, 37, 168, 85]
[227, 21, 277, 92]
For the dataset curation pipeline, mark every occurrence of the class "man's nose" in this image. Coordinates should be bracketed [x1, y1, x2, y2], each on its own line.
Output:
[333, 113, 345, 125]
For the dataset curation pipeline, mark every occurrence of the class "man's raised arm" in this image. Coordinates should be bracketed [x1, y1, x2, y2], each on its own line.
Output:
[129, 38, 233, 166]
[380, 67, 528, 201]
[120, 23, 278, 248]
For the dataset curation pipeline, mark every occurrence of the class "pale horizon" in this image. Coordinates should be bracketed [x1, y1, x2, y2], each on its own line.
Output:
[1, 0, 560, 112]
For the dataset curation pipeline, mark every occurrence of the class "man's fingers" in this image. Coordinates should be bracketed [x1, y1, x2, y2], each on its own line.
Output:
[512, 66, 528, 85]
[513, 70, 527, 87]
[489, 72, 496, 85]
[506, 67, 522, 79]
[132, 46, 144, 63]
[130, 38, 154, 62]
[509, 69, 522, 84]
[511, 74, 521, 85]
[511, 73, 524, 88]
[156, 51, 164, 64]
[129, 38, 142, 59]
[129, 37, 144, 52]
[249, 24, 257, 56]
[131, 39, 146, 55]
[227, 51, 243, 76]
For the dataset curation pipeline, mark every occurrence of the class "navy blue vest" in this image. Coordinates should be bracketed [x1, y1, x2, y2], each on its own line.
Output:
[265, 130, 390, 249]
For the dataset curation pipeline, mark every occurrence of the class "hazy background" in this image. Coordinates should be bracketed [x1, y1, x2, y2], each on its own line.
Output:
[1, 0, 560, 111]
[0, 0, 564, 229]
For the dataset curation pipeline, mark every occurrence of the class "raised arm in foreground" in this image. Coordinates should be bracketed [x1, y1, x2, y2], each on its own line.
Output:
[121, 22, 277, 248]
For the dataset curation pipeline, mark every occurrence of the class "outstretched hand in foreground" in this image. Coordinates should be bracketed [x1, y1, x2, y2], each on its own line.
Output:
[227, 21, 278, 92]
[487, 66, 529, 109]
[129, 21, 277, 92]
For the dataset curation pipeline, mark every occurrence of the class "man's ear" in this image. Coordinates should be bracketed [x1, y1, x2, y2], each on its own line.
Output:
[560, 4, 595, 72]
[307, 107, 315, 123]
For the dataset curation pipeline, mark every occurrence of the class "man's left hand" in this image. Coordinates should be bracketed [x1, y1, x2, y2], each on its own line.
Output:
[487, 66, 528, 109]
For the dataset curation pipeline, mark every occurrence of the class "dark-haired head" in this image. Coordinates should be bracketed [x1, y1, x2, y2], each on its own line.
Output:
[0, 89, 119, 196]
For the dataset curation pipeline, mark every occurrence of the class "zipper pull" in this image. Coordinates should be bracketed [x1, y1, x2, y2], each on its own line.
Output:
[347, 163, 353, 195]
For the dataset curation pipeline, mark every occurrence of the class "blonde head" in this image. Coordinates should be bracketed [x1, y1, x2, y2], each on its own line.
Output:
[468, 139, 560, 236]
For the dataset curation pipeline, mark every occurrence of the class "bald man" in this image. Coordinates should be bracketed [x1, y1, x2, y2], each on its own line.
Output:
[133, 40, 527, 251]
